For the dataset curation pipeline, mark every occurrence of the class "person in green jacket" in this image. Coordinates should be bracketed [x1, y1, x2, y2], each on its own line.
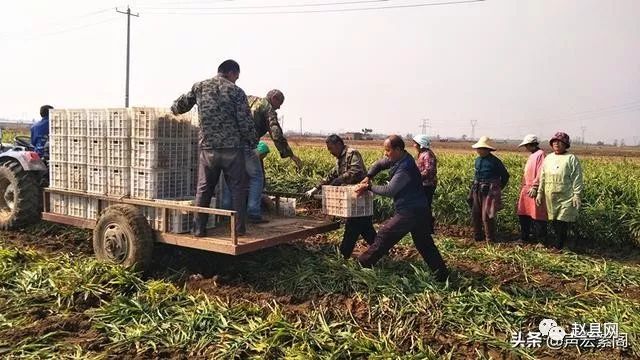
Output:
[536, 132, 584, 249]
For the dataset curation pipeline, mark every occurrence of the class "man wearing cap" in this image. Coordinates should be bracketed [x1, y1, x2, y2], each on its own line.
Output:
[516, 135, 548, 243]
[536, 132, 583, 249]
[411, 135, 437, 232]
[468, 136, 510, 242]
[171, 59, 256, 236]
[305, 134, 376, 259]
[354, 135, 449, 281]
[242, 90, 302, 223]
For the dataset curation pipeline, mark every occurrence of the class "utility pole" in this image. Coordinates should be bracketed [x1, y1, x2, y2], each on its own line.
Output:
[420, 118, 431, 136]
[581, 126, 587, 145]
[299, 117, 303, 136]
[116, 7, 139, 108]
[470, 120, 478, 140]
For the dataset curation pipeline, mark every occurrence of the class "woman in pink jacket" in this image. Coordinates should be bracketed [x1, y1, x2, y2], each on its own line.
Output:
[516, 134, 548, 242]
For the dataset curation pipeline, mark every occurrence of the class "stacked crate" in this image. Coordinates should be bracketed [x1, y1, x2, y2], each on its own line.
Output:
[130, 107, 196, 232]
[106, 109, 131, 197]
[87, 109, 108, 196]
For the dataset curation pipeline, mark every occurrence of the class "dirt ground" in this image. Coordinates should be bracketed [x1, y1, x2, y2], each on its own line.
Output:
[1, 223, 638, 359]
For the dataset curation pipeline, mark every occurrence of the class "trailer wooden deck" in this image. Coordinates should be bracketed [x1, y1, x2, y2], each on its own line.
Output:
[42, 189, 339, 256]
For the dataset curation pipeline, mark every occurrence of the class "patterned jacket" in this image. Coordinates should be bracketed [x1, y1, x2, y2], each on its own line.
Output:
[248, 95, 293, 158]
[318, 147, 367, 187]
[171, 75, 257, 150]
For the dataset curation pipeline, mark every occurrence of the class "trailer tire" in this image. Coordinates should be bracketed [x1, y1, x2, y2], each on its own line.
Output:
[93, 204, 153, 271]
[0, 160, 42, 230]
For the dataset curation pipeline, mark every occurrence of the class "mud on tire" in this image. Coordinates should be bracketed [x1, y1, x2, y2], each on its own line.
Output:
[93, 204, 153, 271]
[0, 160, 42, 230]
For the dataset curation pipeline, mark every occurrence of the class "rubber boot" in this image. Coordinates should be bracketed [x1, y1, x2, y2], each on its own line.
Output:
[192, 213, 209, 237]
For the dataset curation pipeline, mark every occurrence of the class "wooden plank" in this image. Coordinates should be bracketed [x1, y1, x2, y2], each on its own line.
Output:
[43, 188, 235, 217]
[155, 232, 236, 255]
[234, 221, 340, 255]
[42, 212, 95, 229]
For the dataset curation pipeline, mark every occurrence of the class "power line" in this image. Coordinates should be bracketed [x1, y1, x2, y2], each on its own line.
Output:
[1, 17, 119, 41]
[142, 0, 485, 15]
[139, 0, 389, 10]
[0, 7, 114, 38]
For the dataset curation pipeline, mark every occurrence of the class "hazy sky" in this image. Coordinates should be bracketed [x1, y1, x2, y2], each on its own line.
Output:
[1, 0, 639, 144]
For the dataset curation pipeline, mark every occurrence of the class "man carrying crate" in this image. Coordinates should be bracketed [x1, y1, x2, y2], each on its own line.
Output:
[354, 135, 449, 282]
[305, 135, 376, 259]
[171, 59, 257, 236]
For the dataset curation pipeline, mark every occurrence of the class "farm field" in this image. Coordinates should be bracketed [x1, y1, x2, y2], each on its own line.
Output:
[1, 142, 639, 359]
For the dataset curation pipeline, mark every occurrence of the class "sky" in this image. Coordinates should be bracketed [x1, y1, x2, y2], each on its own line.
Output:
[1, 0, 639, 145]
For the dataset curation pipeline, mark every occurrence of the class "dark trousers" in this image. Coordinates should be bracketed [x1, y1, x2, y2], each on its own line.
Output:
[518, 215, 547, 242]
[471, 199, 496, 242]
[551, 220, 569, 249]
[423, 185, 436, 233]
[340, 216, 376, 258]
[195, 148, 247, 234]
[358, 208, 448, 278]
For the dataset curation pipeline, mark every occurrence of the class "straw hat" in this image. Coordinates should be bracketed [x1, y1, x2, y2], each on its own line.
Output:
[471, 136, 496, 151]
[412, 134, 431, 149]
[518, 134, 539, 147]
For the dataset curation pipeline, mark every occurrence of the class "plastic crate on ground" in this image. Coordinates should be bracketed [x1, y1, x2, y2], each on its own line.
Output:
[106, 108, 131, 138]
[49, 109, 67, 136]
[50, 193, 67, 215]
[49, 135, 67, 162]
[49, 161, 68, 190]
[87, 166, 107, 194]
[322, 185, 373, 218]
[87, 137, 107, 166]
[131, 139, 191, 169]
[267, 197, 297, 217]
[67, 137, 87, 164]
[107, 138, 131, 167]
[67, 195, 87, 218]
[67, 164, 87, 192]
[131, 107, 191, 139]
[67, 109, 87, 137]
[130, 168, 192, 200]
[87, 109, 107, 138]
[106, 167, 130, 197]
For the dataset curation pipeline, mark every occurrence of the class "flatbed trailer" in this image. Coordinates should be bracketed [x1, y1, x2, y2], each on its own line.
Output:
[41, 188, 339, 270]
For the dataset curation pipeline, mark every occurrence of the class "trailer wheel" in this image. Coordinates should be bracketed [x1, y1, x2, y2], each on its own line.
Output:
[93, 204, 153, 271]
[0, 160, 42, 230]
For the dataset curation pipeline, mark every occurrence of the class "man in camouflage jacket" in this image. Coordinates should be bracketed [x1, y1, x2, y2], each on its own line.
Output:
[171, 59, 256, 236]
[305, 135, 376, 258]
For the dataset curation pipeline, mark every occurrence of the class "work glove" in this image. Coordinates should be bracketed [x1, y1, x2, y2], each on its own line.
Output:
[572, 195, 581, 210]
[527, 187, 537, 198]
[304, 187, 318, 198]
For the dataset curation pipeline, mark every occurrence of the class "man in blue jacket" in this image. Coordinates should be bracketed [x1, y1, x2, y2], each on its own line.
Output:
[354, 135, 449, 281]
[30, 105, 54, 158]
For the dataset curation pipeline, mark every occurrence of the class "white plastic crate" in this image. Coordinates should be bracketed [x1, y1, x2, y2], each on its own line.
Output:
[87, 166, 107, 194]
[67, 164, 87, 192]
[106, 108, 131, 138]
[106, 167, 130, 197]
[131, 107, 191, 139]
[322, 185, 373, 218]
[130, 168, 192, 200]
[49, 193, 67, 215]
[267, 197, 297, 217]
[87, 109, 107, 138]
[107, 138, 131, 167]
[67, 195, 87, 218]
[147, 199, 194, 233]
[87, 199, 114, 220]
[131, 139, 191, 169]
[67, 137, 87, 164]
[87, 137, 107, 166]
[49, 161, 68, 190]
[67, 109, 87, 137]
[49, 109, 67, 136]
[49, 135, 67, 162]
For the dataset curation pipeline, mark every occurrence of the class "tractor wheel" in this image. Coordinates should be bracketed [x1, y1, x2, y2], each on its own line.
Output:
[93, 204, 153, 271]
[0, 160, 42, 230]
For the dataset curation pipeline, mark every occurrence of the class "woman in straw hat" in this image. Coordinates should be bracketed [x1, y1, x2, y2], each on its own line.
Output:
[516, 134, 548, 243]
[536, 132, 583, 249]
[412, 134, 438, 232]
[468, 136, 510, 242]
